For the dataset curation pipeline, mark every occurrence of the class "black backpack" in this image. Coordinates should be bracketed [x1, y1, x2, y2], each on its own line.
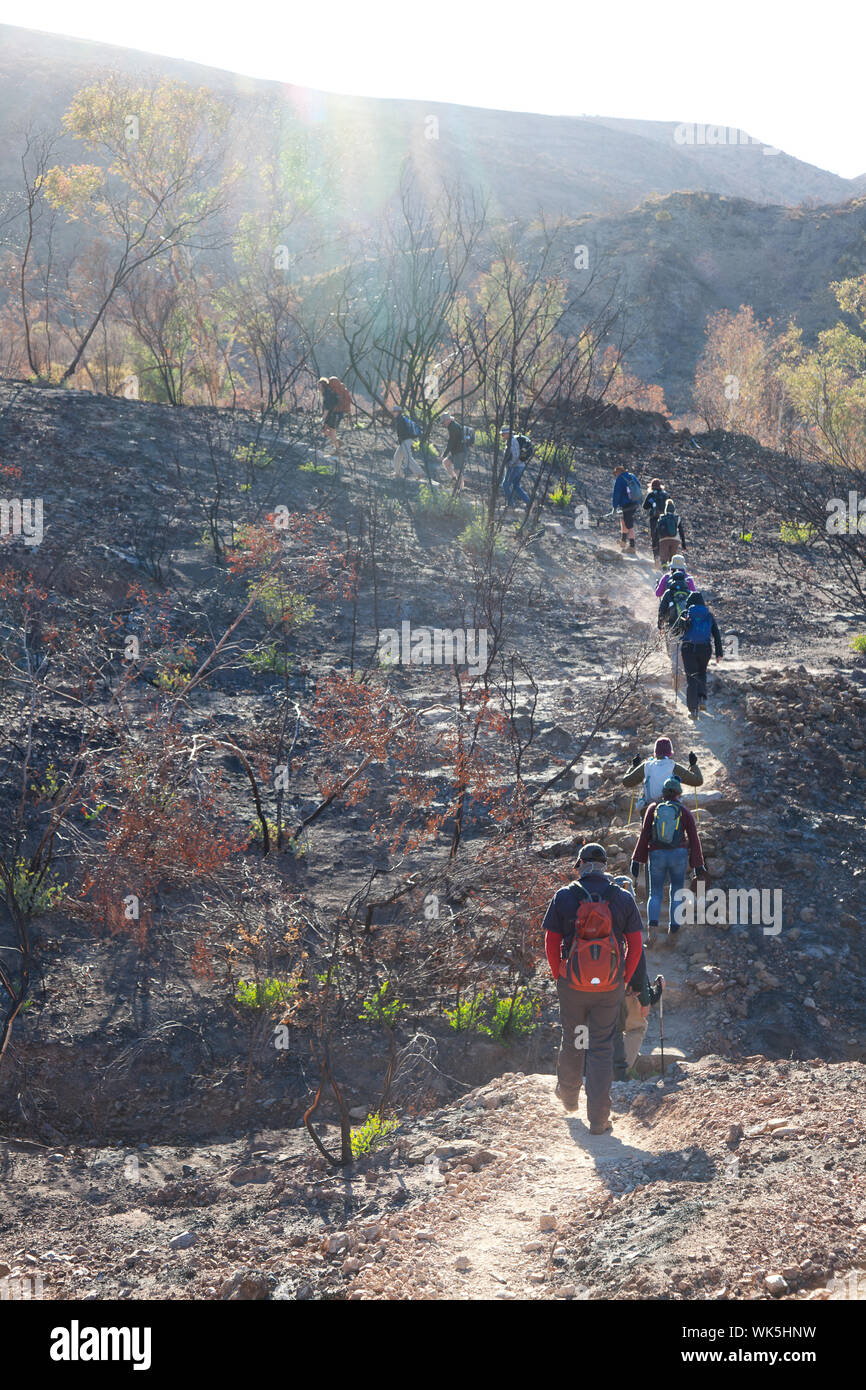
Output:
[657, 511, 679, 538]
[517, 434, 533, 463]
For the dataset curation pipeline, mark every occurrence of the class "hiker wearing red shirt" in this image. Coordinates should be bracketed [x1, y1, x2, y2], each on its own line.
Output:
[631, 777, 706, 945]
[542, 842, 644, 1134]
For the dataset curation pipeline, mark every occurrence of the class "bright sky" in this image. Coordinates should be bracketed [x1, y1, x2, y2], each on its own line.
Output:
[4, 1, 865, 178]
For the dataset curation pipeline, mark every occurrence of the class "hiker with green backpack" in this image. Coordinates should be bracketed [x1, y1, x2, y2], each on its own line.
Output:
[672, 590, 724, 719]
[631, 777, 706, 945]
[542, 842, 644, 1133]
[657, 567, 695, 631]
[656, 499, 687, 565]
[655, 554, 695, 600]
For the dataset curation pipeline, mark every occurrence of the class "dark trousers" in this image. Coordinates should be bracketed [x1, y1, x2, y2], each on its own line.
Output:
[649, 515, 659, 556]
[556, 977, 624, 1126]
[680, 641, 711, 713]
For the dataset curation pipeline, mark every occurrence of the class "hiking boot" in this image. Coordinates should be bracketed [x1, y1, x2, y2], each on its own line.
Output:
[589, 1119, 613, 1135]
[688, 709, 698, 721]
[555, 1083, 581, 1113]
[628, 539, 636, 551]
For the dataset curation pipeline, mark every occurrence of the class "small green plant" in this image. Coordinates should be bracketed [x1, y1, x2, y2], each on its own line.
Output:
[254, 579, 315, 628]
[850, 634, 866, 654]
[446, 988, 540, 1041]
[234, 976, 298, 1010]
[236, 444, 273, 471]
[299, 461, 335, 477]
[738, 532, 753, 543]
[358, 980, 407, 1026]
[780, 521, 817, 545]
[8, 860, 68, 917]
[549, 482, 575, 509]
[30, 762, 63, 800]
[416, 484, 472, 525]
[458, 511, 506, 556]
[350, 1112, 400, 1158]
[245, 644, 293, 676]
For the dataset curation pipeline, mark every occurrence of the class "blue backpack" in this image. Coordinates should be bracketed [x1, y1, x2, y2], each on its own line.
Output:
[682, 604, 712, 644]
[402, 415, 421, 439]
[623, 471, 643, 504]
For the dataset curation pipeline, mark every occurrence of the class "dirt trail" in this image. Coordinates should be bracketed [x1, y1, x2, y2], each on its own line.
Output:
[365, 1073, 652, 1300]
[381, 539, 752, 1299]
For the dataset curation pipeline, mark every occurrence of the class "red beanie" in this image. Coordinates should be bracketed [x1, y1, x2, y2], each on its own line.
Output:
[654, 737, 673, 758]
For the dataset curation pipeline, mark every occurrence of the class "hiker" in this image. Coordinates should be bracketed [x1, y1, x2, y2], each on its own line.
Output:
[441, 415, 472, 491]
[392, 409, 426, 480]
[657, 567, 695, 631]
[318, 377, 351, 459]
[621, 736, 703, 811]
[609, 876, 664, 1079]
[611, 466, 642, 552]
[501, 428, 530, 510]
[642, 478, 670, 566]
[654, 554, 695, 600]
[631, 777, 706, 945]
[542, 842, 644, 1133]
[656, 499, 687, 565]
[673, 591, 723, 719]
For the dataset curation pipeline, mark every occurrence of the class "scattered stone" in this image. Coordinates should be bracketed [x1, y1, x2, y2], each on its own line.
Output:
[218, 1268, 271, 1300]
[539, 1213, 557, 1232]
[228, 1164, 271, 1185]
[764, 1273, 788, 1297]
[169, 1232, 197, 1251]
[455, 1256, 471, 1271]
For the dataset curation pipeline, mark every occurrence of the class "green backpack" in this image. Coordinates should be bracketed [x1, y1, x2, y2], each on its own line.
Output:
[652, 801, 682, 845]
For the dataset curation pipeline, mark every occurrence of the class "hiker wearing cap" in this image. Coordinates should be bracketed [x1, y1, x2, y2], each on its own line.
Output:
[611, 466, 641, 552]
[501, 428, 530, 509]
[654, 555, 695, 600]
[656, 499, 687, 565]
[673, 591, 723, 719]
[542, 843, 644, 1133]
[658, 567, 696, 631]
[631, 778, 706, 944]
[621, 737, 703, 811]
[642, 478, 670, 567]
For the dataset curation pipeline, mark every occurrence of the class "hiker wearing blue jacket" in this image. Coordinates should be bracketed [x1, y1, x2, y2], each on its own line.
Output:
[673, 591, 723, 719]
[611, 466, 641, 551]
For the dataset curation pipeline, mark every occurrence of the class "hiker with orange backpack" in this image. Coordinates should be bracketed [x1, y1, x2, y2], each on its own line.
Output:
[542, 842, 644, 1133]
[630, 777, 706, 946]
[318, 377, 352, 460]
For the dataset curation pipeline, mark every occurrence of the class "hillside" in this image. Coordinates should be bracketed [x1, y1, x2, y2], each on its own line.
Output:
[0, 382, 863, 1309]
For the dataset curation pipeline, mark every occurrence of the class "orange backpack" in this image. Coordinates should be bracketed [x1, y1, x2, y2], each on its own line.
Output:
[329, 377, 352, 414]
[563, 884, 622, 992]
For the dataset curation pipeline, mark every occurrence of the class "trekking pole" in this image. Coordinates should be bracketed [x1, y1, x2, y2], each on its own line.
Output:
[673, 641, 680, 704]
[627, 790, 635, 827]
[658, 978, 665, 1078]
[693, 785, 701, 829]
